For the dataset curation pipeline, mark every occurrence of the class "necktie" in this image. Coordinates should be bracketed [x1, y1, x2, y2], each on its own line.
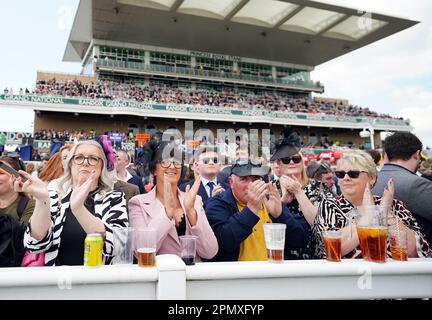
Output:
[207, 181, 215, 197]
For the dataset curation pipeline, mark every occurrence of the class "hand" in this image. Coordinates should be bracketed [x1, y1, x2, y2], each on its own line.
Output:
[70, 170, 98, 212]
[163, 176, 177, 219]
[211, 184, 225, 197]
[246, 180, 267, 214]
[184, 176, 201, 216]
[265, 183, 282, 218]
[381, 178, 394, 208]
[14, 170, 49, 201]
[279, 175, 302, 196]
[362, 183, 375, 206]
[281, 190, 295, 204]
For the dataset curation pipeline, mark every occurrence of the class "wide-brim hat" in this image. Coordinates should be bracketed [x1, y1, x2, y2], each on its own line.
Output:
[270, 128, 302, 161]
[270, 145, 301, 161]
[231, 160, 270, 177]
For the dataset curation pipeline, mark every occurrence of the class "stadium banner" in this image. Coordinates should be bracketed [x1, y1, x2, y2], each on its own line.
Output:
[0, 131, 33, 144]
[0, 94, 409, 127]
[33, 140, 51, 151]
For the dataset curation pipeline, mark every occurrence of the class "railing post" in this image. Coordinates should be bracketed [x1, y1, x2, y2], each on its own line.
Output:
[156, 254, 186, 300]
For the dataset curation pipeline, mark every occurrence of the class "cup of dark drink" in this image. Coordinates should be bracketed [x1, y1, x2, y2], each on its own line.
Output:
[179, 235, 197, 265]
[263, 223, 286, 263]
[323, 229, 342, 262]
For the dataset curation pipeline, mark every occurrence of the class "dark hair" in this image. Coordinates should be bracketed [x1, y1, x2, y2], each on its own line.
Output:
[193, 145, 218, 163]
[383, 132, 422, 161]
[142, 139, 184, 174]
[306, 161, 331, 180]
[0, 156, 26, 172]
[366, 149, 381, 165]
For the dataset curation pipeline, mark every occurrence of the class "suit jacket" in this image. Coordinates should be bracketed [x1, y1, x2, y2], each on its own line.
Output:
[127, 174, 145, 194]
[373, 163, 432, 246]
[128, 188, 218, 261]
[179, 179, 229, 208]
[205, 187, 310, 262]
[114, 180, 140, 211]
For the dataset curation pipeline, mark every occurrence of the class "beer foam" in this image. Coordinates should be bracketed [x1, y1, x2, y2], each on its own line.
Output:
[137, 248, 156, 253]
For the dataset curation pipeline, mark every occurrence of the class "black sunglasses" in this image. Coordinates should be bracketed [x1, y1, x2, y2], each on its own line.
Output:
[201, 157, 219, 164]
[280, 155, 302, 164]
[335, 170, 368, 179]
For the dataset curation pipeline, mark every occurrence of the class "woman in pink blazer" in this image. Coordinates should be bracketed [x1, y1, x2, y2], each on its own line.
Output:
[128, 140, 218, 261]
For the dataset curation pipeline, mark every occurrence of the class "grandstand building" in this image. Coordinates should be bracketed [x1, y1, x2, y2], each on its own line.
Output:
[0, 0, 417, 153]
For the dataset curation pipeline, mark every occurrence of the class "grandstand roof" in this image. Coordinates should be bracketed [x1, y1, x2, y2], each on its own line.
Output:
[64, 0, 418, 66]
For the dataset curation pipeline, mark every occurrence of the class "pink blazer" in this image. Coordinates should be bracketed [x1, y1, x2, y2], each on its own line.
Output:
[128, 188, 218, 260]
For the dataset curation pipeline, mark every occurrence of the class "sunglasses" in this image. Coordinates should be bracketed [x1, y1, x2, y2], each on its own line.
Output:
[200, 157, 219, 165]
[335, 170, 368, 179]
[280, 155, 302, 164]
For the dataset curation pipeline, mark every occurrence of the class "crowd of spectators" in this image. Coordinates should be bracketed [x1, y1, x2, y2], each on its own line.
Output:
[33, 129, 134, 143]
[34, 79, 399, 120]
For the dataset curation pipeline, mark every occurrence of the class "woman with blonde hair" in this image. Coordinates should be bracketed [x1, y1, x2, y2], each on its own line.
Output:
[16, 137, 128, 266]
[310, 149, 431, 259]
[270, 129, 334, 259]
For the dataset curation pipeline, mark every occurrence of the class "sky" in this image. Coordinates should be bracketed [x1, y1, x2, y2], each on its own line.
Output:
[0, 0, 431, 147]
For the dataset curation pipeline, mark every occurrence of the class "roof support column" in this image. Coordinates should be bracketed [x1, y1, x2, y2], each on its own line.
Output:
[144, 51, 150, 65]
[272, 66, 277, 80]
[233, 61, 239, 72]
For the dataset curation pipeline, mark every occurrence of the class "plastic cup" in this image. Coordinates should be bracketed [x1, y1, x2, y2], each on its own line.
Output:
[389, 227, 408, 261]
[135, 228, 156, 267]
[353, 205, 388, 263]
[113, 227, 135, 265]
[179, 235, 197, 265]
[323, 230, 342, 262]
[263, 223, 286, 263]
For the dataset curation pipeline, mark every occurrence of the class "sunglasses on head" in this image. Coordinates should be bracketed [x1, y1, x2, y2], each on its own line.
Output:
[280, 155, 302, 164]
[335, 170, 368, 179]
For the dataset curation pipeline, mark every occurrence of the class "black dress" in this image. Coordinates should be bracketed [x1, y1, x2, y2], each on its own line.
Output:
[55, 190, 98, 266]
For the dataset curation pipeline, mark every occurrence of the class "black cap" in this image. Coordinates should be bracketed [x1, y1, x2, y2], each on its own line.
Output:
[270, 128, 301, 161]
[230, 160, 270, 177]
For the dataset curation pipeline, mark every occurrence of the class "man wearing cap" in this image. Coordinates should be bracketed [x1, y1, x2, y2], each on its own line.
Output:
[205, 159, 310, 262]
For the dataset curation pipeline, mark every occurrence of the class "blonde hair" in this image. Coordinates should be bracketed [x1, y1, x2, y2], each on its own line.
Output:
[419, 159, 432, 176]
[56, 140, 115, 197]
[299, 161, 309, 187]
[336, 150, 377, 177]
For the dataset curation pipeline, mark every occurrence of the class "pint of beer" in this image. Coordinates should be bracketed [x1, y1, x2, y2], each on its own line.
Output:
[323, 230, 342, 262]
[263, 223, 286, 263]
[137, 248, 156, 267]
[135, 228, 157, 267]
[266, 247, 284, 262]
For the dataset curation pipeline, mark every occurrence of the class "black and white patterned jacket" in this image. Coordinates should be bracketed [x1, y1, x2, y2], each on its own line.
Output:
[24, 189, 128, 266]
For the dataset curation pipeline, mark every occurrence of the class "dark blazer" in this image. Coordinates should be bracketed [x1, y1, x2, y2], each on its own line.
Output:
[114, 180, 140, 212]
[180, 179, 229, 208]
[205, 187, 310, 262]
[127, 174, 145, 194]
[373, 163, 432, 246]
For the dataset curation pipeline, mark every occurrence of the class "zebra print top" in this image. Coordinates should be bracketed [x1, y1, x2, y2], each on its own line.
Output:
[24, 189, 128, 266]
[310, 195, 432, 259]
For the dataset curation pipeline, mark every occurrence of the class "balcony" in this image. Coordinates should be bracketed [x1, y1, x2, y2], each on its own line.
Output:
[96, 59, 324, 93]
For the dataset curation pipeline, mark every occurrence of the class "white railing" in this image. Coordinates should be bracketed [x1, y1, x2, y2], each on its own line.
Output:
[0, 255, 431, 300]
